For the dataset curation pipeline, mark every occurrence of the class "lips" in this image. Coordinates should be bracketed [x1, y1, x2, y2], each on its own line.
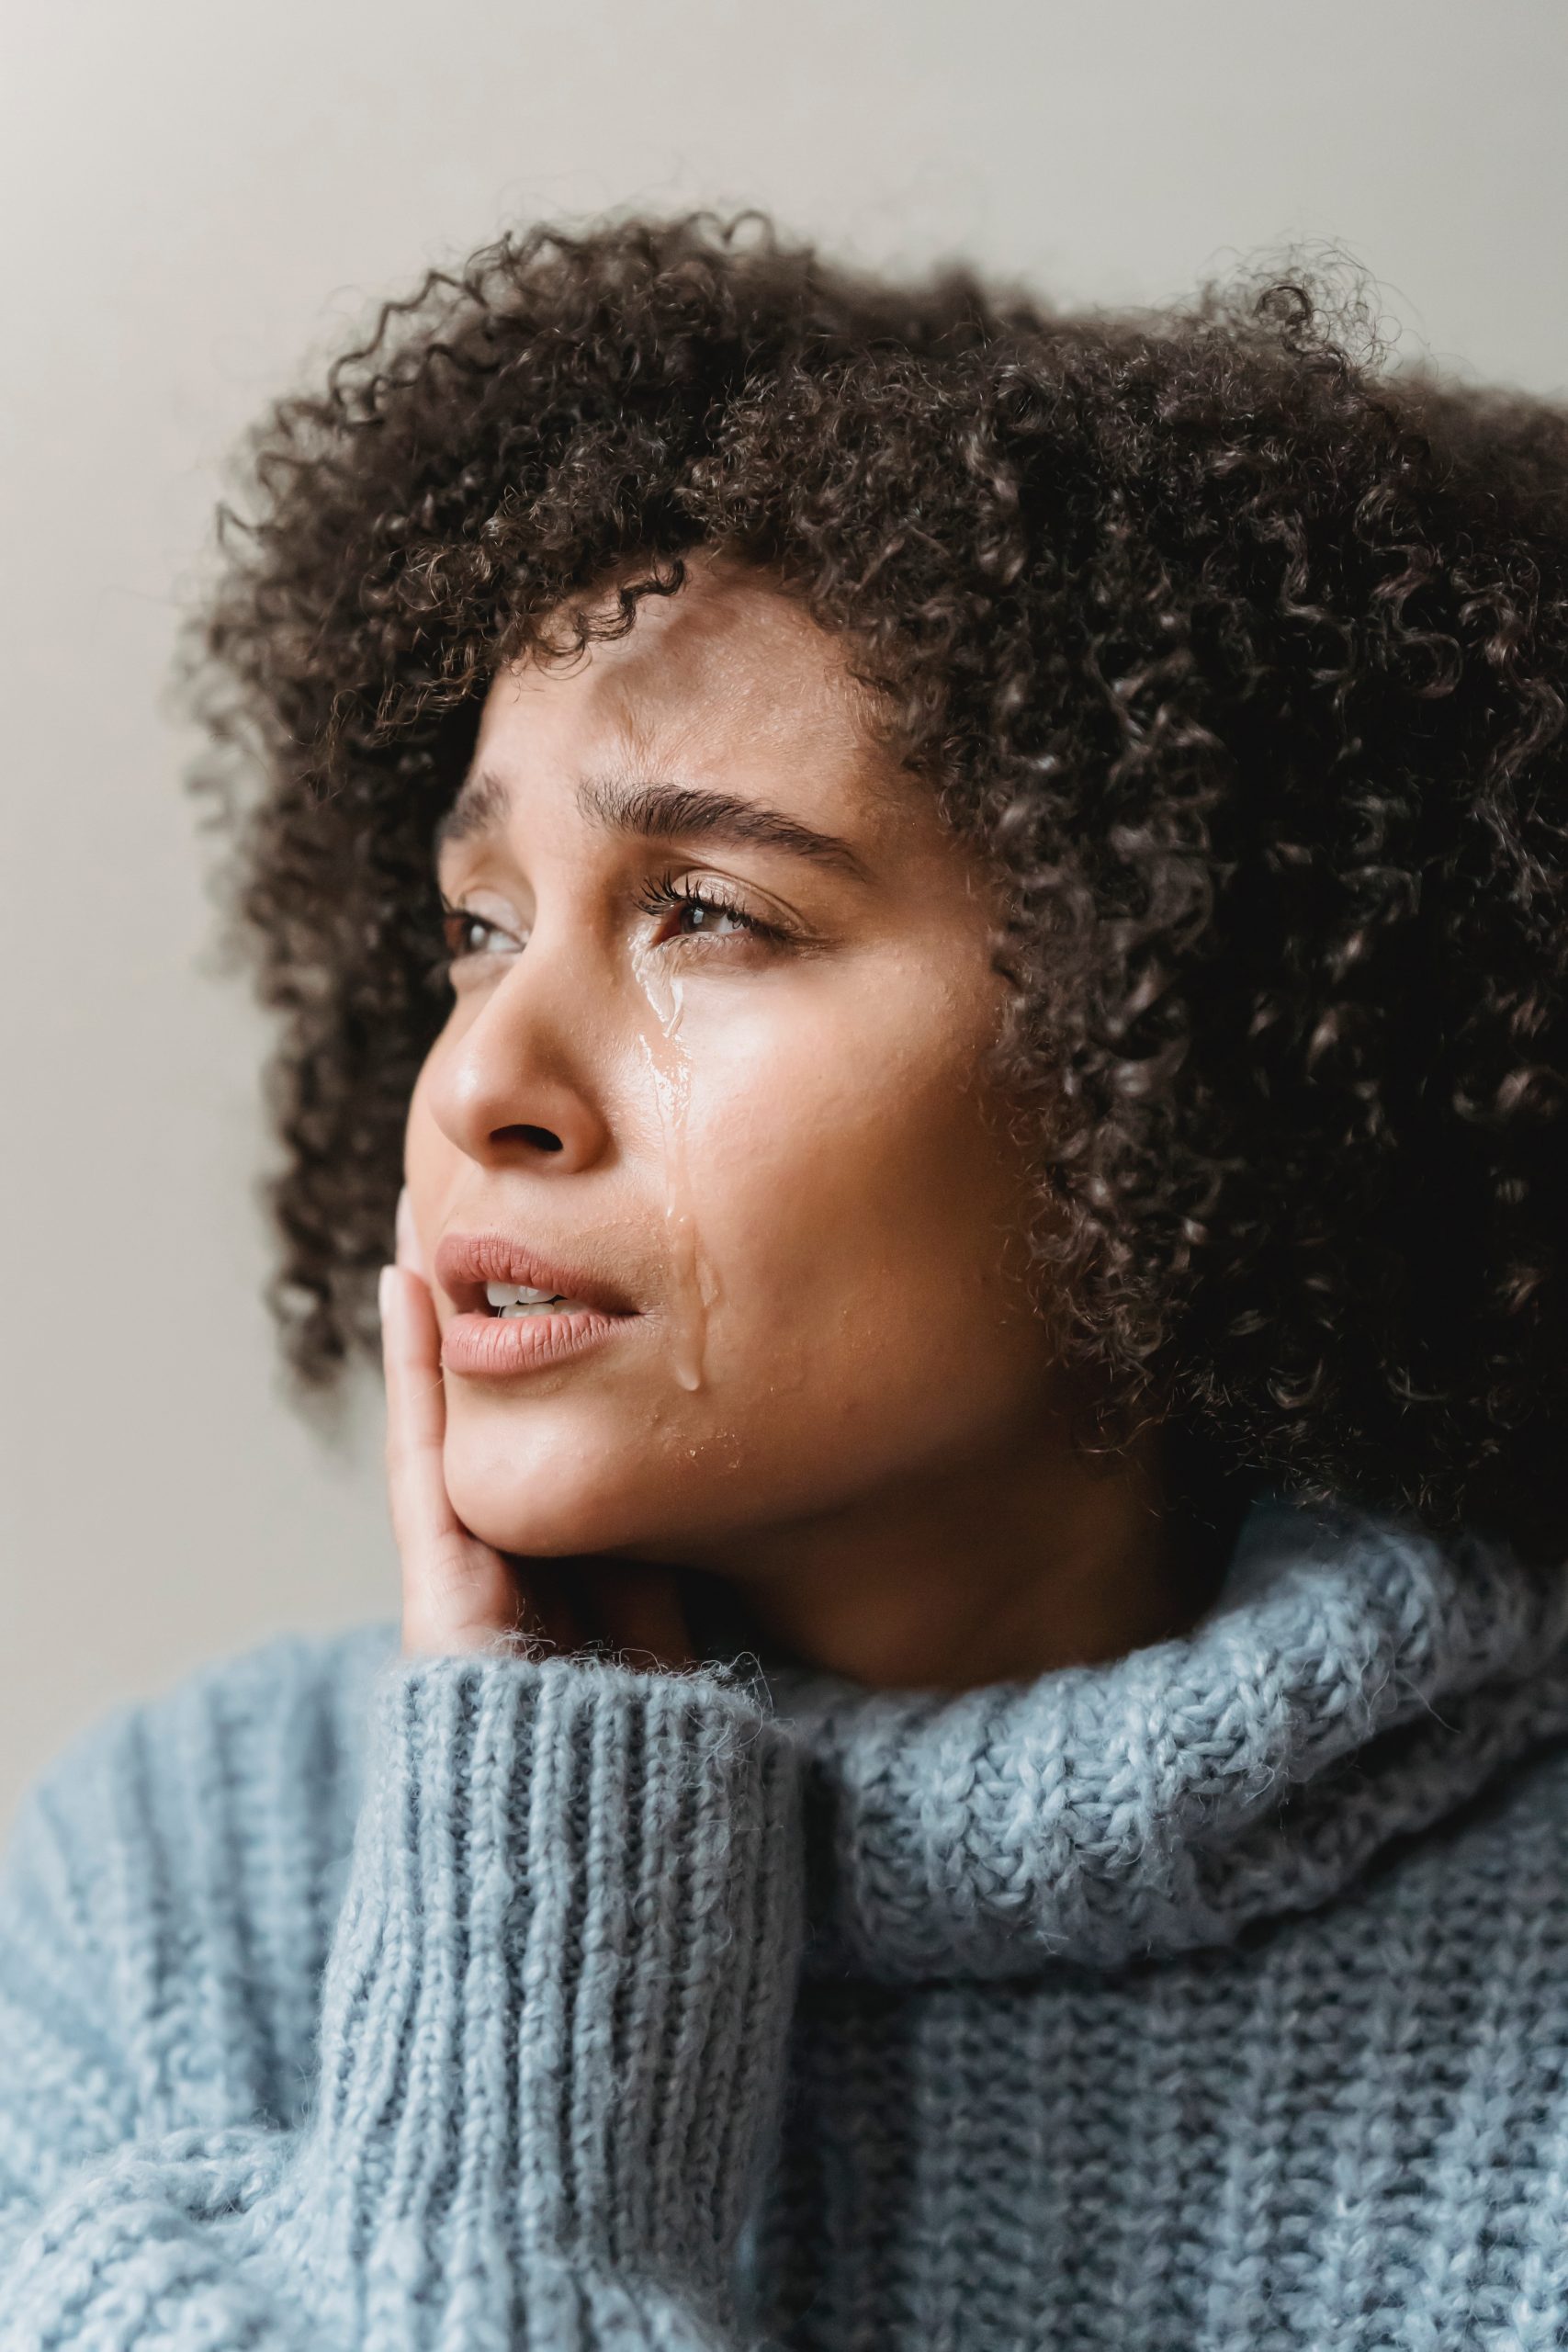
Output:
[432, 1230, 639, 1320]
[433, 1228, 638, 1384]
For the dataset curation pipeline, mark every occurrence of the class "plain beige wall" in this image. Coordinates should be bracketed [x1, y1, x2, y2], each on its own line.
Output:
[4, 0, 1567, 1829]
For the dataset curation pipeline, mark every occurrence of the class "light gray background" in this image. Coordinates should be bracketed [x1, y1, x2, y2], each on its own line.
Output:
[4, 0, 1566, 1828]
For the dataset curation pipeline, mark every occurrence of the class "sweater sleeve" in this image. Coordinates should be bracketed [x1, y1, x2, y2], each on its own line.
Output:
[0, 1647, 806, 2350]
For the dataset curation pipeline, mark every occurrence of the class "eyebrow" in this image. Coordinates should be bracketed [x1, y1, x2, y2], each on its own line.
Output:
[434, 766, 872, 882]
[434, 769, 512, 854]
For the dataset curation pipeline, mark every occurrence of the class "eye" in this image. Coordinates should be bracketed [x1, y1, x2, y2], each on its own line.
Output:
[667, 893, 751, 931]
[438, 905, 522, 966]
[634, 873, 787, 948]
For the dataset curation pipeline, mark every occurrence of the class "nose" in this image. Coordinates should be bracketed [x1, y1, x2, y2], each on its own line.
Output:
[421, 944, 614, 1177]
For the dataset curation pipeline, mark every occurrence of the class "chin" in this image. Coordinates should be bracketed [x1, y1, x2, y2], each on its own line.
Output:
[442, 1430, 653, 1560]
[445, 1475, 623, 1559]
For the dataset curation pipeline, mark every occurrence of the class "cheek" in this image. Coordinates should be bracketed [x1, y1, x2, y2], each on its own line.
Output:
[401, 1061, 457, 1249]
[691, 996, 1041, 1409]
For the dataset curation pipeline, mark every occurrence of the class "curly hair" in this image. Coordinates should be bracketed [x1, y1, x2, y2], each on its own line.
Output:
[188, 207, 1568, 1562]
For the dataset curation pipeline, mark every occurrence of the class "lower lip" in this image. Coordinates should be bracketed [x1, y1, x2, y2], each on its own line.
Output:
[440, 1306, 634, 1379]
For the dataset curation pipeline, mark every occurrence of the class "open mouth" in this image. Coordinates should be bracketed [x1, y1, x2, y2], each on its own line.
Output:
[433, 1232, 637, 1376]
[433, 1232, 638, 1323]
[482, 1282, 599, 1318]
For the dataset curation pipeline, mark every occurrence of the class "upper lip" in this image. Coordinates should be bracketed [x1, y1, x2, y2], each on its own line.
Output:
[433, 1230, 639, 1318]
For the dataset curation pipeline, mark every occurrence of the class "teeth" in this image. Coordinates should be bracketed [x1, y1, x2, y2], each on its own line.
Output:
[495, 1298, 594, 1317]
[483, 1280, 592, 1317]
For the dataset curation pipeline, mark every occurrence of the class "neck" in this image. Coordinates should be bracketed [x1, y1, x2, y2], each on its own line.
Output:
[682, 1417, 1234, 1691]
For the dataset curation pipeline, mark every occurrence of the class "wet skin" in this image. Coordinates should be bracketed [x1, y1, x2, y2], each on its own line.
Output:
[390, 552, 1179, 1686]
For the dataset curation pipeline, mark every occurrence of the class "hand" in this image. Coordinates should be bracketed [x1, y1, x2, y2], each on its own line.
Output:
[380, 1189, 696, 1668]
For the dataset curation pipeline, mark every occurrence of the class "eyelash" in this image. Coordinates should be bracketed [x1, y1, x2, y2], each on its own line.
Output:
[434, 872, 787, 975]
[632, 870, 786, 943]
[435, 903, 514, 967]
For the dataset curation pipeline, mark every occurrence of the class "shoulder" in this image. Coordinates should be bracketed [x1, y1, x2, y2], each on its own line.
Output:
[1, 1618, 402, 2130]
[1453, 1731, 1568, 1865]
[1337, 1727, 1568, 1974]
[5, 1616, 401, 1951]
[20, 1615, 398, 1820]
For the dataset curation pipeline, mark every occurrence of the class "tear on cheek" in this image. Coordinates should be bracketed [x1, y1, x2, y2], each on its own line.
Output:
[631, 1012, 717, 1397]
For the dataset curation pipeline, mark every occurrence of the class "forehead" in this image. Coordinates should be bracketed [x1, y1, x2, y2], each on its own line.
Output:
[473, 560, 886, 797]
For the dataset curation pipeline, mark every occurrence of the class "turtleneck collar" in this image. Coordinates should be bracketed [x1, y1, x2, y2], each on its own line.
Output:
[755, 1491, 1568, 1983]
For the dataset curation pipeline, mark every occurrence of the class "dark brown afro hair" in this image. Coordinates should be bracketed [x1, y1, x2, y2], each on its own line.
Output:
[187, 207, 1568, 1563]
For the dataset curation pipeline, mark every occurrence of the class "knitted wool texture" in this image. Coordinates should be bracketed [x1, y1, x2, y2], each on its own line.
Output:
[4, 1491, 1568, 2349]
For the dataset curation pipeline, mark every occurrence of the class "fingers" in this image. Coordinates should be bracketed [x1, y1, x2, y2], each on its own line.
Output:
[395, 1184, 426, 1279]
[378, 1261, 455, 1568]
[385, 1187, 690, 1673]
[379, 1255, 527, 1658]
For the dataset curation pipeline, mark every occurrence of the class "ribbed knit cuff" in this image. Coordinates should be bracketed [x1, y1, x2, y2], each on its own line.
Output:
[277, 1650, 805, 2344]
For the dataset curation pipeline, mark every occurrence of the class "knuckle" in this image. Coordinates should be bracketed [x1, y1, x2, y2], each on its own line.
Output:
[427, 1536, 484, 1604]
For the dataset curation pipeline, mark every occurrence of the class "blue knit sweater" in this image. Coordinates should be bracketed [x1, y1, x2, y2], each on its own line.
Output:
[5, 1490, 1568, 2349]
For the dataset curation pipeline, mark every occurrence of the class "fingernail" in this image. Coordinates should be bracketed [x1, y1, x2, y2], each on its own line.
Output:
[378, 1264, 397, 1324]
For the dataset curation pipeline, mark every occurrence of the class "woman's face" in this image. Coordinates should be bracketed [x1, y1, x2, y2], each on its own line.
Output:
[405, 552, 1064, 1571]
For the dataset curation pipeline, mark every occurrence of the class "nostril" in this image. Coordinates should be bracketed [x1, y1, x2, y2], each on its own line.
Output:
[493, 1124, 564, 1153]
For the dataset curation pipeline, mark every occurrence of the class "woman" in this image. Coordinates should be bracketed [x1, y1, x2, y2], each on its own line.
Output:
[3, 209, 1567, 2349]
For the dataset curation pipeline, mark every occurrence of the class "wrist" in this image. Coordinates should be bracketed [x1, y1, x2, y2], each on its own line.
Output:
[295, 1651, 806, 2324]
